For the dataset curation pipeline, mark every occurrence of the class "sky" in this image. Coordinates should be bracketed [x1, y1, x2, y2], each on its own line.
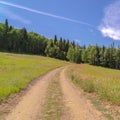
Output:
[0, 0, 120, 47]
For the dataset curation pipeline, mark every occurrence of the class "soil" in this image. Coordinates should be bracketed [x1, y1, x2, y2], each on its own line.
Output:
[60, 67, 105, 120]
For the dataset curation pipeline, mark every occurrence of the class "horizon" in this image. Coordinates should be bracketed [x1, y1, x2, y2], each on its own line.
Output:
[0, 0, 120, 47]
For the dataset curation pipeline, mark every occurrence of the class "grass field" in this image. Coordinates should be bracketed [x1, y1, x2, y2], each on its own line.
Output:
[0, 52, 68, 100]
[67, 64, 120, 105]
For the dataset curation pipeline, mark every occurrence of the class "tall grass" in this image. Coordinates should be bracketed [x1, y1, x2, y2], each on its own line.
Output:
[0, 52, 68, 100]
[67, 64, 120, 105]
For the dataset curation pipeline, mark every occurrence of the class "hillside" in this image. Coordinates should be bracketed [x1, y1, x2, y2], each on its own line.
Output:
[0, 52, 68, 101]
[0, 20, 120, 70]
[67, 64, 120, 104]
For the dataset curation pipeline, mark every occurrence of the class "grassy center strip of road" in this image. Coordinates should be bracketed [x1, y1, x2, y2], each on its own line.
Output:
[40, 69, 63, 120]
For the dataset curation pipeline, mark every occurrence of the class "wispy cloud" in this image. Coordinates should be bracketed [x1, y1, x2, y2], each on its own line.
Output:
[0, 9, 31, 24]
[99, 0, 120, 40]
[0, 1, 95, 28]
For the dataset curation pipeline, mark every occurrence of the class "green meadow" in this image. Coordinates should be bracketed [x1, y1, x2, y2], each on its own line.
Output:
[67, 64, 120, 105]
[0, 52, 68, 100]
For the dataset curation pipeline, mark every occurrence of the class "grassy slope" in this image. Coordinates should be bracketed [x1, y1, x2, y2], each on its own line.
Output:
[0, 52, 68, 100]
[67, 64, 120, 105]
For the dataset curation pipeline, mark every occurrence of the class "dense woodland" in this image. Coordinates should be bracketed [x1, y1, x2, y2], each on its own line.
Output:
[0, 19, 120, 69]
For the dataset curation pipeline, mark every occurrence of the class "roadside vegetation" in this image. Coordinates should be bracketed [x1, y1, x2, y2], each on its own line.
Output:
[0, 52, 68, 101]
[67, 64, 120, 105]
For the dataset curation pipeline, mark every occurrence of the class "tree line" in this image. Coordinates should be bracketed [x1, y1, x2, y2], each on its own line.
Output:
[0, 19, 120, 69]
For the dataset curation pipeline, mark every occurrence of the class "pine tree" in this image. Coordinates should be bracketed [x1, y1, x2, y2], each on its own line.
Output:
[94, 45, 100, 65]
[59, 37, 63, 50]
[20, 28, 28, 52]
[3, 19, 9, 50]
[5, 19, 9, 33]
[54, 35, 57, 45]
[100, 46, 106, 66]
[116, 48, 120, 69]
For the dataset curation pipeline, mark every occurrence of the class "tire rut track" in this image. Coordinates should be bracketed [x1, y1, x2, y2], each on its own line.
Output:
[4, 68, 60, 120]
[2, 66, 106, 120]
[60, 67, 106, 120]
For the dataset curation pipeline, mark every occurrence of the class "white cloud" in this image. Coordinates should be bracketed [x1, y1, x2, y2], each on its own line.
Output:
[99, 0, 120, 40]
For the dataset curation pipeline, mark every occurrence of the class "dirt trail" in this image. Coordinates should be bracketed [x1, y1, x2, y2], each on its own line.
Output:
[60, 67, 105, 120]
[2, 67, 105, 120]
[4, 68, 60, 120]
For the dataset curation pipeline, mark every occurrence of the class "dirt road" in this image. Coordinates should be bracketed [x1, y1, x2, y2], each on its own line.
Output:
[60, 68, 105, 120]
[2, 67, 105, 120]
[4, 68, 60, 120]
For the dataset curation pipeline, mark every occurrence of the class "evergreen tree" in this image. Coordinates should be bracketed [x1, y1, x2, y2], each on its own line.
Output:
[59, 37, 63, 50]
[100, 46, 106, 66]
[65, 40, 69, 52]
[104, 48, 110, 67]
[116, 48, 120, 69]
[20, 28, 28, 52]
[94, 45, 100, 65]
[109, 44, 116, 68]
[3, 19, 9, 50]
[5, 19, 9, 33]
[54, 35, 57, 45]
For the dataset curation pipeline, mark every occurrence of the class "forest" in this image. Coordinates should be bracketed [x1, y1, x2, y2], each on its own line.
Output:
[0, 19, 120, 69]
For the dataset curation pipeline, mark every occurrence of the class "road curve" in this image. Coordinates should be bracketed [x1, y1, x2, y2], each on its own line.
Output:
[3, 67, 105, 120]
[5, 68, 60, 120]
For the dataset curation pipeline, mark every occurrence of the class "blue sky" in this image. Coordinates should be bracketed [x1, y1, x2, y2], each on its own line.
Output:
[0, 0, 120, 47]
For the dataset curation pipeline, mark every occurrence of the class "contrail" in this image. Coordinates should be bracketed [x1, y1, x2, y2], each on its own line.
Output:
[0, 1, 95, 28]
